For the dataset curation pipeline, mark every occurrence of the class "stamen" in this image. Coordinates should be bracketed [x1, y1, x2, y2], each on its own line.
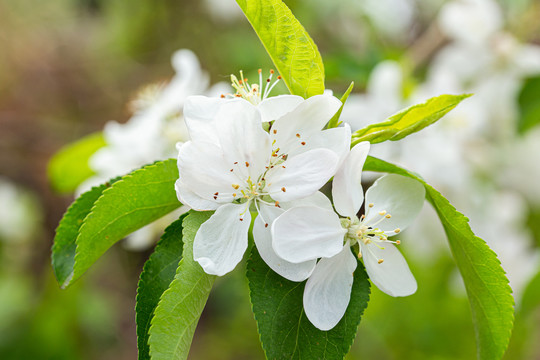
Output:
[394, 228, 401, 233]
[232, 184, 240, 189]
[385, 214, 392, 218]
[281, 187, 286, 192]
[377, 259, 384, 264]
[368, 203, 374, 208]
[296, 133, 300, 138]
[378, 210, 386, 216]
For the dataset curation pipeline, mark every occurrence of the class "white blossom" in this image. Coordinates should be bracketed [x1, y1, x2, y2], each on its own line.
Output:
[272, 142, 425, 330]
[176, 91, 350, 277]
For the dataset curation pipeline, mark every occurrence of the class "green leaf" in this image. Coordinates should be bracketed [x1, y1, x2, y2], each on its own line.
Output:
[236, 0, 325, 98]
[247, 247, 370, 360]
[68, 159, 181, 287]
[149, 211, 216, 360]
[327, 81, 354, 129]
[518, 76, 540, 134]
[51, 178, 120, 287]
[351, 94, 471, 145]
[48, 132, 106, 193]
[136, 214, 187, 360]
[363, 156, 514, 360]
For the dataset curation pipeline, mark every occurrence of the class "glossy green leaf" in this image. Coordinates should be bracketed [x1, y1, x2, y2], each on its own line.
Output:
[48, 132, 106, 193]
[148, 211, 216, 360]
[363, 156, 514, 360]
[67, 159, 181, 287]
[136, 214, 187, 360]
[236, 0, 325, 98]
[351, 94, 471, 145]
[247, 247, 370, 360]
[327, 81, 354, 129]
[52, 178, 119, 287]
[518, 76, 540, 134]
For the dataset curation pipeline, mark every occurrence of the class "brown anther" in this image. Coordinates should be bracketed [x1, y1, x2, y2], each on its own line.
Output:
[230, 169, 234, 172]
[273, 129, 277, 134]
[274, 201, 280, 207]
[245, 161, 250, 167]
[232, 193, 237, 197]
[235, 94, 242, 97]
[220, 94, 225, 98]
[277, 75, 282, 79]
[232, 184, 240, 189]
[301, 141, 306, 145]
[213, 196, 217, 200]
[265, 223, 269, 228]
[258, 69, 262, 73]
[244, 78, 248, 82]
[281, 187, 286, 192]
[282, 165, 286, 168]
[267, 78, 271, 83]
[296, 133, 300, 138]
[234, 161, 238, 164]
[240, 218, 244, 221]
[214, 192, 219, 196]
[270, 69, 275, 74]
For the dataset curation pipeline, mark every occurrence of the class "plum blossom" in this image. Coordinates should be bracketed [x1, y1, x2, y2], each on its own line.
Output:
[272, 142, 425, 330]
[176, 91, 351, 277]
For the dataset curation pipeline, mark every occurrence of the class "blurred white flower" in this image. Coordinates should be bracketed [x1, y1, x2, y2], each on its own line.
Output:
[0, 178, 41, 243]
[272, 143, 425, 330]
[176, 95, 349, 277]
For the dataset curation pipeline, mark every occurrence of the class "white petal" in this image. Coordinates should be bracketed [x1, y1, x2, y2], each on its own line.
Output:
[361, 241, 416, 297]
[183, 95, 225, 143]
[364, 174, 425, 232]
[193, 203, 251, 276]
[271, 95, 342, 155]
[272, 206, 346, 263]
[303, 244, 357, 331]
[257, 95, 304, 122]
[175, 179, 220, 210]
[332, 141, 371, 218]
[214, 101, 271, 179]
[253, 204, 316, 281]
[281, 191, 333, 212]
[266, 149, 338, 202]
[287, 125, 352, 167]
[177, 141, 239, 203]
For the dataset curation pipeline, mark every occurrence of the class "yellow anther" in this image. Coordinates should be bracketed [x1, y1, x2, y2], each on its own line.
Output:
[385, 214, 392, 219]
[377, 259, 384, 264]
[232, 184, 240, 190]
[394, 228, 401, 233]
[378, 210, 386, 216]
[396, 240, 401, 245]
[368, 203, 374, 208]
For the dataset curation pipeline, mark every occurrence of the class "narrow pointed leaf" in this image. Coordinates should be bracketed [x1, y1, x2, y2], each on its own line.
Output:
[351, 94, 471, 145]
[68, 159, 181, 287]
[136, 214, 187, 360]
[148, 211, 216, 360]
[363, 156, 514, 360]
[236, 0, 325, 98]
[52, 178, 119, 287]
[327, 81, 354, 129]
[48, 132, 106, 193]
[247, 247, 370, 359]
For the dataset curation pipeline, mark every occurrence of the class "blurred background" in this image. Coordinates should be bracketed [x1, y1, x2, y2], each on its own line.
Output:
[1, 0, 540, 358]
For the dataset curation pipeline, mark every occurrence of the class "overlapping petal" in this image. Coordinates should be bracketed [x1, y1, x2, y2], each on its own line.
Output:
[193, 203, 251, 276]
[257, 95, 304, 122]
[271, 95, 342, 155]
[253, 204, 316, 281]
[303, 243, 357, 331]
[360, 241, 417, 297]
[332, 141, 371, 218]
[364, 174, 426, 232]
[266, 149, 338, 202]
[272, 205, 346, 263]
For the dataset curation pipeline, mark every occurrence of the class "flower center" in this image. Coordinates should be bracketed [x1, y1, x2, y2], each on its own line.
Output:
[341, 203, 402, 264]
[224, 69, 282, 105]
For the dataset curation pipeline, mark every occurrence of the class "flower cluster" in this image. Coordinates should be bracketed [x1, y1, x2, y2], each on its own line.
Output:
[175, 71, 426, 330]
